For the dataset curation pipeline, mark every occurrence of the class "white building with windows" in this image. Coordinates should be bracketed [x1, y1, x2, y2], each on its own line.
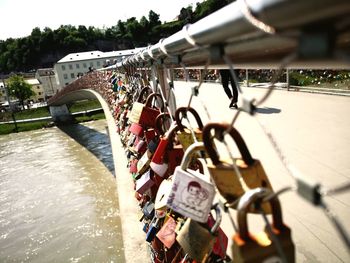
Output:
[53, 48, 143, 89]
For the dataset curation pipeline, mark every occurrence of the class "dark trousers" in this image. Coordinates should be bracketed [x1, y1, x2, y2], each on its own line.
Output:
[220, 69, 238, 103]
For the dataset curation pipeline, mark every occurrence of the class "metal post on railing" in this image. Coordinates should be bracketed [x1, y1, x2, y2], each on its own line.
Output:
[246, 69, 249, 87]
[286, 69, 290, 91]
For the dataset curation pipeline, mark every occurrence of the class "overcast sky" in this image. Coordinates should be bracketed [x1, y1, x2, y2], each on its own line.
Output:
[0, 0, 201, 40]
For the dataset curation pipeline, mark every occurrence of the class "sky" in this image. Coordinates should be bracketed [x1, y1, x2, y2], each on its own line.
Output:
[0, 0, 201, 40]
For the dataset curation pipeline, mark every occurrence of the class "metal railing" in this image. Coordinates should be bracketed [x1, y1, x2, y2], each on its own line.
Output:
[117, 0, 350, 69]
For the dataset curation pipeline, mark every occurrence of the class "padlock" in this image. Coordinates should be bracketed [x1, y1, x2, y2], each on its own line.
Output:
[156, 214, 177, 249]
[150, 124, 184, 178]
[128, 86, 150, 124]
[176, 203, 222, 262]
[130, 139, 147, 156]
[128, 123, 144, 137]
[154, 178, 173, 211]
[136, 85, 152, 103]
[208, 212, 229, 259]
[147, 138, 159, 154]
[140, 201, 155, 222]
[129, 92, 164, 128]
[129, 158, 138, 174]
[135, 169, 155, 195]
[203, 122, 273, 213]
[175, 106, 204, 151]
[143, 222, 150, 233]
[144, 128, 157, 144]
[155, 112, 172, 136]
[232, 188, 295, 263]
[167, 142, 215, 223]
[146, 210, 166, 242]
[136, 149, 153, 176]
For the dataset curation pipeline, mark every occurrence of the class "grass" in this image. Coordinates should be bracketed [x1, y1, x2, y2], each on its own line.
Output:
[0, 107, 50, 122]
[0, 99, 105, 135]
[0, 121, 51, 135]
[68, 100, 102, 112]
[75, 112, 106, 122]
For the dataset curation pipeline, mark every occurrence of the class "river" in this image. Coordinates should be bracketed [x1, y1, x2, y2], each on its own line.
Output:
[0, 120, 125, 262]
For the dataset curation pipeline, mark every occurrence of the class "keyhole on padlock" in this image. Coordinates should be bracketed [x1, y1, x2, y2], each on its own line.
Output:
[159, 194, 164, 202]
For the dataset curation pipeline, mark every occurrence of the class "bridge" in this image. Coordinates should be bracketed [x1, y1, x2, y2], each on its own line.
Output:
[46, 0, 350, 262]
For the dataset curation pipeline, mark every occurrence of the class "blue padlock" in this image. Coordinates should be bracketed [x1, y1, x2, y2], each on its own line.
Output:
[143, 222, 149, 233]
[146, 217, 160, 242]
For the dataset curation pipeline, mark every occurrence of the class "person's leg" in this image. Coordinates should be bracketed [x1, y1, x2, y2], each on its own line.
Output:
[219, 70, 232, 99]
[229, 70, 239, 104]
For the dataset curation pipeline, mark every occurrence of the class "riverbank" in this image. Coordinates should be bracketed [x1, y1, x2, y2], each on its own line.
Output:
[0, 100, 105, 135]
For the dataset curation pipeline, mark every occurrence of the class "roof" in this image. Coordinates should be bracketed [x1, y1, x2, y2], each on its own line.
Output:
[25, 79, 40, 85]
[56, 48, 145, 64]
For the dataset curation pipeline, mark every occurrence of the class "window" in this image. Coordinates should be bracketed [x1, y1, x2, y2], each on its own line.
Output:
[38, 92, 42, 95]
[63, 74, 68, 79]
[61, 65, 66, 71]
[71, 73, 75, 78]
[90, 62, 93, 67]
[96, 61, 101, 67]
[76, 63, 80, 69]
[83, 63, 87, 68]
[37, 86, 40, 89]
[69, 64, 73, 70]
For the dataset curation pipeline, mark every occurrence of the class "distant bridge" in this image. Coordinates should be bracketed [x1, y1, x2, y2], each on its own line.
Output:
[47, 72, 114, 123]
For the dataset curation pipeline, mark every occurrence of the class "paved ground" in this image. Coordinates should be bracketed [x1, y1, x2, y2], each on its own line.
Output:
[171, 81, 350, 262]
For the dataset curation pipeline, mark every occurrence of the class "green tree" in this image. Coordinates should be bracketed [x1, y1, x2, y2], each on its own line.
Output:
[7, 75, 35, 109]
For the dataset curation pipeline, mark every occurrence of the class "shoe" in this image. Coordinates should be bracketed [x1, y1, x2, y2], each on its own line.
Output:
[229, 101, 238, 109]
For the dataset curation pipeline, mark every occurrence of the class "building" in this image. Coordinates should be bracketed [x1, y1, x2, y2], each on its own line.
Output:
[25, 78, 45, 103]
[53, 48, 143, 89]
[35, 68, 59, 99]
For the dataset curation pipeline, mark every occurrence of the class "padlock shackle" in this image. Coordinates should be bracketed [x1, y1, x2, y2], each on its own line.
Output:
[164, 123, 182, 144]
[202, 122, 254, 166]
[237, 188, 285, 240]
[175, 106, 204, 132]
[137, 86, 152, 103]
[155, 112, 172, 136]
[210, 203, 222, 234]
[180, 142, 206, 170]
[145, 92, 165, 111]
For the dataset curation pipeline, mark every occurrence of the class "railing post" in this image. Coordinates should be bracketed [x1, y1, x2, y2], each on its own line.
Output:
[156, 65, 177, 118]
[286, 69, 290, 91]
[246, 69, 249, 87]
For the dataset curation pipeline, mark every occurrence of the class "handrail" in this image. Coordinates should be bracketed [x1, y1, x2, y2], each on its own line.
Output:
[116, 0, 350, 69]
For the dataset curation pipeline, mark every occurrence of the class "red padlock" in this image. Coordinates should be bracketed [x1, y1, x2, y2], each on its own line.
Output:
[145, 128, 157, 144]
[150, 124, 184, 178]
[129, 158, 138, 174]
[129, 123, 144, 137]
[129, 93, 164, 128]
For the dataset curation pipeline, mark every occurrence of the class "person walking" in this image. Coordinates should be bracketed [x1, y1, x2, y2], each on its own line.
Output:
[219, 69, 239, 109]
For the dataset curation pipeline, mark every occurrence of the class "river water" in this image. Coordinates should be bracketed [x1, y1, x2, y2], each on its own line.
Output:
[0, 120, 125, 262]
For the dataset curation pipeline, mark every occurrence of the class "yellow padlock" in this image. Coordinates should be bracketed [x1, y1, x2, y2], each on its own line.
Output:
[202, 122, 273, 213]
[175, 106, 204, 151]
